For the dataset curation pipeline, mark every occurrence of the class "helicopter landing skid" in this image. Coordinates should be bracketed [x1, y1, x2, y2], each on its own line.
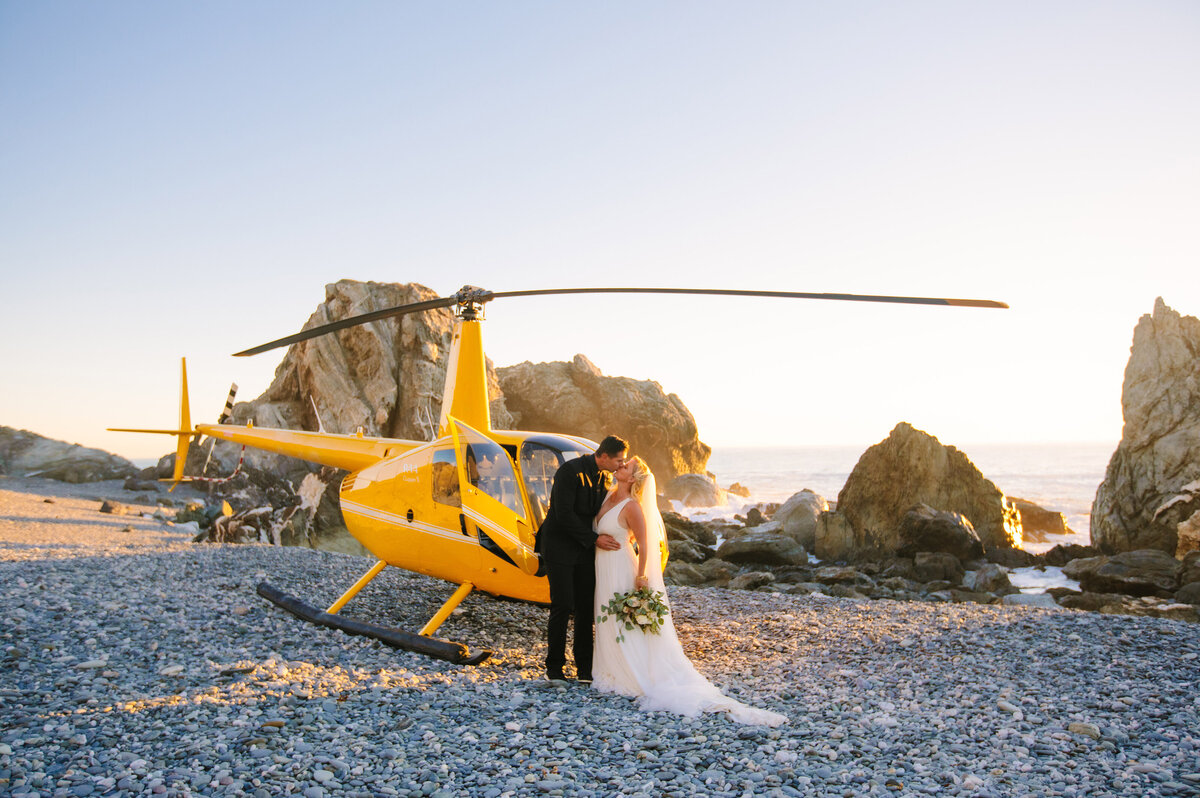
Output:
[256, 582, 492, 666]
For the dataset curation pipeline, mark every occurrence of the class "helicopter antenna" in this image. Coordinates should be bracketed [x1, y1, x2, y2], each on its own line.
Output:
[309, 396, 327, 434]
[234, 284, 1008, 357]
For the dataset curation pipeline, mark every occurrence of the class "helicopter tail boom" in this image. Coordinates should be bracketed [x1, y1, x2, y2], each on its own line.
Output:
[194, 423, 420, 473]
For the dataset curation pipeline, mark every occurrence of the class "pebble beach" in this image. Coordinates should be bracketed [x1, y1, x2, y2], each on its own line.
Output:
[2, 478, 1199, 798]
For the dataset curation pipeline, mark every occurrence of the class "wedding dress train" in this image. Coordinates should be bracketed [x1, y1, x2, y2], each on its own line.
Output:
[591, 493, 786, 727]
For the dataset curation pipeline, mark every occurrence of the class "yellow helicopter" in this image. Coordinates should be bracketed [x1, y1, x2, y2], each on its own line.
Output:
[113, 285, 1006, 665]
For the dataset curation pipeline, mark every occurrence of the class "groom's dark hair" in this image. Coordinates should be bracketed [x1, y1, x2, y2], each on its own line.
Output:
[596, 435, 629, 457]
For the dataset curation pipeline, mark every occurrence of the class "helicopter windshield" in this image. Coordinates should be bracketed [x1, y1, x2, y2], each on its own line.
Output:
[519, 437, 594, 529]
[457, 429, 525, 517]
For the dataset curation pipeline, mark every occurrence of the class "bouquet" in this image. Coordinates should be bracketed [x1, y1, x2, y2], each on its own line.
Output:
[597, 586, 670, 642]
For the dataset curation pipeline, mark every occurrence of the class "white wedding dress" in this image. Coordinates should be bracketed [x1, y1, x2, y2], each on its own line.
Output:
[592, 491, 787, 727]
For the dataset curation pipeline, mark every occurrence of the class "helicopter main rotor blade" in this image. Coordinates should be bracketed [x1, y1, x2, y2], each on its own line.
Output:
[233, 295, 458, 356]
[234, 285, 1008, 357]
[490, 287, 1009, 309]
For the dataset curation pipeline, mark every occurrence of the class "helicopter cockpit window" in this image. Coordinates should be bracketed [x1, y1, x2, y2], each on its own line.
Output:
[456, 430, 525, 517]
[431, 448, 461, 507]
[519, 440, 591, 529]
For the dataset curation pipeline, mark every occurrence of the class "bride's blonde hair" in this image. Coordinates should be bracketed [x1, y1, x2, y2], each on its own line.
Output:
[628, 456, 652, 500]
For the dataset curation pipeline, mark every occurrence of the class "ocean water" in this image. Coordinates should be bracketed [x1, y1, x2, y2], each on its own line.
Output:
[693, 442, 1115, 552]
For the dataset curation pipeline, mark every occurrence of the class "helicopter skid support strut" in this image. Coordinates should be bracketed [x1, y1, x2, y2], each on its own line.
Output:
[256, 582, 492, 666]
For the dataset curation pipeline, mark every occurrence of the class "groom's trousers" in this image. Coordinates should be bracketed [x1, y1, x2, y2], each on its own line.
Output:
[545, 558, 595, 678]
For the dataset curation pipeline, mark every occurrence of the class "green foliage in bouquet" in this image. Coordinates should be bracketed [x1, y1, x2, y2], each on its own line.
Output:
[597, 586, 670, 643]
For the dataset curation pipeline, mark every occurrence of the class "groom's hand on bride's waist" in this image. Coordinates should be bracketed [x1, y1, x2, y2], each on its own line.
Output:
[596, 534, 620, 551]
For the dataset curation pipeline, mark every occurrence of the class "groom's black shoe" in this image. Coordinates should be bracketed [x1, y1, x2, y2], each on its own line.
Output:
[546, 669, 568, 682]
[577, 674, 593, 685]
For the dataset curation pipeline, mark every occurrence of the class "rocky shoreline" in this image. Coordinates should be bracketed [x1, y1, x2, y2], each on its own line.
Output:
[4, 477, 1200, 798]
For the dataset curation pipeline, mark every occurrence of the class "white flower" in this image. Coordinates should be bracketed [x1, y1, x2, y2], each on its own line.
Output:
[636, 614, 651, 625]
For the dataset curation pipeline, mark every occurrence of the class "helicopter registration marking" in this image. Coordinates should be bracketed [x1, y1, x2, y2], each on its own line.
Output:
[340, 499, 473, 545]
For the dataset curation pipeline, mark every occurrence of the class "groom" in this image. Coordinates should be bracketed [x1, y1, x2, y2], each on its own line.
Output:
[538, 435, 628, 682]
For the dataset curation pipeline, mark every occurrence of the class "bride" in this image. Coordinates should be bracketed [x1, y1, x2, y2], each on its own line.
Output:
[592, 456, 787, 726]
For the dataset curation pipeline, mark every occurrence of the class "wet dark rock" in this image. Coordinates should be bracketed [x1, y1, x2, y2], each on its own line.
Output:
[694, 558, 736, 586]
[965, 563, 1015, 594]
[716, 529, 807, 566]
[1179, 551, 1200, 586]
[728, 571, 774, 591]
[812, 565, 864, 585]
[666, 538, 712, 564]
[913, 552, 964, 585]
[986, 546, 1039, 568]
[1043, 543, 1101, 567]
[1059, 591, 1144, 612]
[949, 589, 996, 605]
[662, 512, 719, 547]
[1078, 549, 1181, 597]
[123, 476, 159, 492]
[896, 503, 985, 561]
[663, 561, 704, 586]
[1174, 582, 1200, 605]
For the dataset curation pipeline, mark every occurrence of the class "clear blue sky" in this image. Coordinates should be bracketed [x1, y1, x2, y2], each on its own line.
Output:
[2, 2, 1197, 459]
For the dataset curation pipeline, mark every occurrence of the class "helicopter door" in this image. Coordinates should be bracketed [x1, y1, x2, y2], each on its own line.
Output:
[449, 418, 539, 575]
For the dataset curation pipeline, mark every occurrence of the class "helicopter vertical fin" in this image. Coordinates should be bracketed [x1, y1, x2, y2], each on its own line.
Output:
[437, 319, 491, 436]
[169, 358, 195, 491]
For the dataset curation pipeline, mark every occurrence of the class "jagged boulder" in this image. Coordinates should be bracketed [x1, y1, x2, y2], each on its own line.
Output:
[835, 423, 1022, 555]
[913, 552, 965, 585]
[774, 490, 828, 549]
[0, 427, 138, 483]
[716, 529, 808, 566]
[1181, 552, 1200, 587]
[1011, 497, 1073, 542]
[497, 354, 709, 483]
[965, 563, 1015, 594]
[1092, 298, 1200, 554]
[663, 474, 726, 507]
[1077, 549, 1182, 597]
[813, 510, 858, 562]
[1043, 543, 1100, 567]
[661, 512, 719, 547]
[896, 503, 985, 561]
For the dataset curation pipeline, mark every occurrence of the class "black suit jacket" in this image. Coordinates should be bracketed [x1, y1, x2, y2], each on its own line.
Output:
[537, 454, 611, 565]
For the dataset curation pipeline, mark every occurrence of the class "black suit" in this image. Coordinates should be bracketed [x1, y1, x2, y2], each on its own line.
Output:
[537, 453, 610, 678]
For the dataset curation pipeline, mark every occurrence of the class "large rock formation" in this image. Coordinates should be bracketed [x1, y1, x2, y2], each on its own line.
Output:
[497, 354, 710, 482]
[831, 423, 1021, 557]
[1092, 299, 1200, 555]
[0, 427, 137, 483]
